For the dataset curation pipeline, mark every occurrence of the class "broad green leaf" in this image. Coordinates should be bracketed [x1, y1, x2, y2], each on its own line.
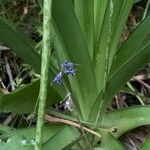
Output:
[74, 0, 94, 58]
[52, 0, 97, 120]
[43, 125, 80, 150]
[94, 0, 112, 92]
[110, 17, 150, 78]
[52, 21, 84, 118]
[102, 106, 150, 137]
[0, 80, 60, 113]
[94, 0, 134, 92]
[0, 125, 64, 150]
[94, 0, 108, 57]
[0, 17, 67, 108]
[106, 16, 150, 106]
[94, 132, 123, 150]
[141, 136, 150, 150]
[90, 16, 150, 123]
[0, 18, 41, 74]
[108, 0, 134, 69]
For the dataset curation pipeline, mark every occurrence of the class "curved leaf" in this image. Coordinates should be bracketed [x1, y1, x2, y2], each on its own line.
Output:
[43, 125, 80, 150]
[0, 17, 67, 110]
[0, 80, 60, 113]
[141, 136, 150, 150]
[94, 132, 123, 150]
[0, 125, 64, 150]
[0, 18, 41, 74]
[102, 106, 150, 137]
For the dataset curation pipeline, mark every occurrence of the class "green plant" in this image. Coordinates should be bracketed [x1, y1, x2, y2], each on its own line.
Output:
[0, 0, 150, 149]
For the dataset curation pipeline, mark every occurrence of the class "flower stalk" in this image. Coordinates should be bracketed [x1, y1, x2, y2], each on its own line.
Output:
[35, 0, 52, 150]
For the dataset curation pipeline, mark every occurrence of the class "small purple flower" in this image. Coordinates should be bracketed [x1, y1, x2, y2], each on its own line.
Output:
[66, 68, 76, 76]
[61, 60, 74, 69]
[61, 60, 76, 75]
[51, 60, 80, 85]
[64, 95, 73, 111]
[51, 72, 62, 85]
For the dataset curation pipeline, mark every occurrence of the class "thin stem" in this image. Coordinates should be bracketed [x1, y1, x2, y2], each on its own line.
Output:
[127, 82, 145, 106]
[35, 0, 52, 150]
[45, 114, 101, 138]
[142, 0, 150, 20]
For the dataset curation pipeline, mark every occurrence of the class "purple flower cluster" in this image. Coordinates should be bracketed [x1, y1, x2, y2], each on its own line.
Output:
[62, 60, 76, 76]
[51, 60, 77, 85]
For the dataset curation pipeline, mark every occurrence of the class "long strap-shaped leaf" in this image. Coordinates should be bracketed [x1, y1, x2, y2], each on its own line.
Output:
[43, 126, 80, 150]
[102, 106, 150, 138]
[0, 18, 41, 73]
[52, 0, 97, 120]
[94, 0, 134, 92]
[108, 0, 134, 69]
[94, 132, 123, 150]
[0, 80, 60, 114]
[106, 16, 150, 106]
[74, 0, 94, 59]
[0, 125, 66, 150]
[52, 21, 84, 118]
[94, 0, 108, 57]
[0, 17, 67, 98]
[90, 16, 150, 124]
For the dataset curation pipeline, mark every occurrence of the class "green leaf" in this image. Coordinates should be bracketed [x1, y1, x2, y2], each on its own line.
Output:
[0, 17, 68, 111]
[94, 132, 123, 150]
[0, 18, 41, 74]
[43, 125, 80, 150]
[94, 0, 134, 92]
[52, 0, 97, 120]
[108, 0, 134, 68]
[102, 106, 150, 137]
[106, 16, 150, 106]
[0, 80, 60, 113]
[90, 16, 150, 123]
[52, 22, 84, 118]
[74, 0, 94, 58]
[0, 124, 15, 134]
[141, 136, 150, 150]
[94, 0, 108, 58]
[0, 125, 64, 150]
